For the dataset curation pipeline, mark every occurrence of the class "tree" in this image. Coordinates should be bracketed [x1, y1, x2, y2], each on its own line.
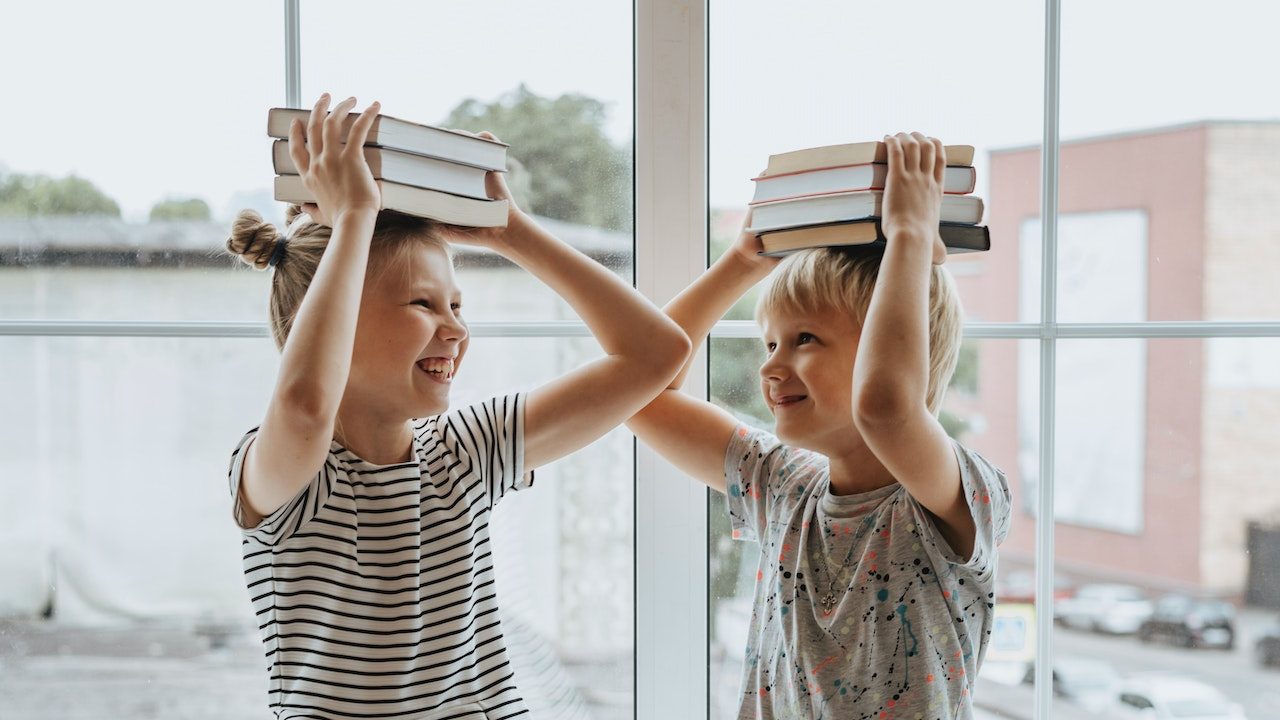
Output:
[441, 85, 630, 230]
[0, 172, 120, 217]
[149, 197, 211, 222]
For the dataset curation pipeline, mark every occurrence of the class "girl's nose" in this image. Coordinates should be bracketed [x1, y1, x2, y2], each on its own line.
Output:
[440, 317, 468, 343]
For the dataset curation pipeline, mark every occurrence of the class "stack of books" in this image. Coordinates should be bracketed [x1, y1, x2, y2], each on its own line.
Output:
[747, 140, 990, 257]
[267, 108, 510, 227]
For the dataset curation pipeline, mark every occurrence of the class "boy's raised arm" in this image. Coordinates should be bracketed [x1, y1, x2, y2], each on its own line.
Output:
[625, 215, 778, 492]
[851, 132, 973, 557]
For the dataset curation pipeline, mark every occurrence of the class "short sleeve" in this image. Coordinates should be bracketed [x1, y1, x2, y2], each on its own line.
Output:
[911, 439, 1012, 582]
[227, 427, 345, 546]
[723, 424, 823, 544]
[431, 392, 533, 509]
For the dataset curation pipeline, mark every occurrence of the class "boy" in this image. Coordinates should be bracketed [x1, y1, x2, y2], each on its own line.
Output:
[627, 133, 1011, 718]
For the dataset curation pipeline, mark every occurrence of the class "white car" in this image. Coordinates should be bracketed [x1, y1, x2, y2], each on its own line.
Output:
[1113, 675, 1247, 720]
[1055, 583, 1153, 635]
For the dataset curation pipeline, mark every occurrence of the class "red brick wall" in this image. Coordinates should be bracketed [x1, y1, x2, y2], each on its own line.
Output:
[955, 125, 1208, 589]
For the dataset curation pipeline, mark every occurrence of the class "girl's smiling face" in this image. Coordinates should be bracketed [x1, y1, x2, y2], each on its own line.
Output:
[347, 241, 468, 422]
[758, 304, 861, 455]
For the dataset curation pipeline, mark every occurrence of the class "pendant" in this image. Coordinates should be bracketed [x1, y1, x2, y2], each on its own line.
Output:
[821, 593, 837, 612]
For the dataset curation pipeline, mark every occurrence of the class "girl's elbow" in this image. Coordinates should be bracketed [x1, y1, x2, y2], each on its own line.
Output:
[665, 325, 693, 365]
[275, 380, 339, 428]
[658, 327, 692, 379]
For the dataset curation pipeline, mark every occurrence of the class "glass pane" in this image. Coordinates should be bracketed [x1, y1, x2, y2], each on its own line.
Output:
[711, 0, 1043, 324]
[1034, 1, 1280, 322]
[300, 0, 634, 323]
[0, 335, 633, 719]
[1037, 339, 1280, 719]
[0, 1, 283, 322]
[708, 336, 1034, 718]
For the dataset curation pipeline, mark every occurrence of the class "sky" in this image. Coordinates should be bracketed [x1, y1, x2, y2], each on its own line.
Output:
[2, 0, 1278, 222]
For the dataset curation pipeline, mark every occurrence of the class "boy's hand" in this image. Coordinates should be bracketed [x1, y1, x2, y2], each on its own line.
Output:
[287, 94, 382, 227]
[728, 208, 781, 274]
[882, 131, 947, 265]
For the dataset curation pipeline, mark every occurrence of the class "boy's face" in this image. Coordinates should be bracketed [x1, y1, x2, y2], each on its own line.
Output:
[758, 304, 861, 454]
[348, 242, 469, 421]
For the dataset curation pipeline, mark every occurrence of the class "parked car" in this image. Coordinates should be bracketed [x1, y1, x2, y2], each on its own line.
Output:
[1256, 615, 1280, 668]
[1137, 595, 1236, 649]
[1112, 674, 1247, 720]
[1019, 656, 1119, 712]
[1055, 583, 1153, 635]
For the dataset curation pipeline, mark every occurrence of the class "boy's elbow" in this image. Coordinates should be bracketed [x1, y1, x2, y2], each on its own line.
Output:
[853, 383, 918, 430]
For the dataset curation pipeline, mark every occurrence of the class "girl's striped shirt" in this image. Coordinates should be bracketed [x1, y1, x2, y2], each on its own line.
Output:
[228, 393, 533, 720]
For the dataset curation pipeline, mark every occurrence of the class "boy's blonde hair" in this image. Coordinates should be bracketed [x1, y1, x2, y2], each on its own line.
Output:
[225, 205, 451, 350]
[755, 248, 963, 415]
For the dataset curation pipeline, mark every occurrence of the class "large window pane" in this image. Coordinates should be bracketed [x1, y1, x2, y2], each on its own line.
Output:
[710, 0, 1043, 324]
[0, 1, 282, 322]
[300, 0, 634, 323]
[1023, 1, 1280, 322]
[0, 335, 634, 719]
[1006, 338, 1279, 719]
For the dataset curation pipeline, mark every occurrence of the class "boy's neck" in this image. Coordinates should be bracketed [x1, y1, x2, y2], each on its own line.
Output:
[823, 440, 898, 496]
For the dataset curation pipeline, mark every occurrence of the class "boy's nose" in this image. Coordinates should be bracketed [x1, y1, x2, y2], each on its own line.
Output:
[759, 359, 788, 382]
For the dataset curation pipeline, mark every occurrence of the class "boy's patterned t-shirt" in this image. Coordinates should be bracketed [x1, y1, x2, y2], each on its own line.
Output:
[724, 425, 1012, 720]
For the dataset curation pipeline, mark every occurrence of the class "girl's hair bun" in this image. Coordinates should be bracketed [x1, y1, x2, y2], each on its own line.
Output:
[226, 209, 281, 270]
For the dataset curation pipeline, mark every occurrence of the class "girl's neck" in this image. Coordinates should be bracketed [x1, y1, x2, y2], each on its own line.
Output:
[333, 406, 415, 466]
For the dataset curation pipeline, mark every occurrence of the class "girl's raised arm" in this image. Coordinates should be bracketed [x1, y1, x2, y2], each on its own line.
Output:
[625, 212, 778, 491]
[446, 150, 691, 471]
[237, 94, 381, 525]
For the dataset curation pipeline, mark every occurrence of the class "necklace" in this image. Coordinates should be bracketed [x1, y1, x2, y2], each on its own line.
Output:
[810, 516, 862, 613]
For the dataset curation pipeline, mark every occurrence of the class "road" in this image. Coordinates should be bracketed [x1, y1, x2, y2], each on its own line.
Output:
[975, 606, 1280, 720]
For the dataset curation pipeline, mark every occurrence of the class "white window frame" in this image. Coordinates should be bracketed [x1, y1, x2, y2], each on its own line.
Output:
[3, 1, 1280, 718]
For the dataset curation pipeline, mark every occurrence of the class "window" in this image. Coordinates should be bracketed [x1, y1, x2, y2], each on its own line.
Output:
[1, 2, 636, 718]
[705, 1, 1280, 719]
[4, 2, 1278, 719]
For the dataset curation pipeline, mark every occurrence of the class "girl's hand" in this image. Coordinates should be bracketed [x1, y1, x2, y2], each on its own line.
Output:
[728, 207, 781, 273]
[882, 131, 947, 265]
[436, 130, 527, 249]
[287, 94, 382, 227]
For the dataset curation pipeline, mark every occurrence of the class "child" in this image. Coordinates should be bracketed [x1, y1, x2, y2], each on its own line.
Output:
[627, 133, 1012, 718]
[223, 94, 690, 720]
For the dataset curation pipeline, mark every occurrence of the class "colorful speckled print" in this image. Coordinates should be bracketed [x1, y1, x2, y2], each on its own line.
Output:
[724, 425, 1012, 720]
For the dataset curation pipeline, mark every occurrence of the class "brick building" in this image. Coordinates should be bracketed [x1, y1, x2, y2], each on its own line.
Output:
[952, 121, 1280, 598]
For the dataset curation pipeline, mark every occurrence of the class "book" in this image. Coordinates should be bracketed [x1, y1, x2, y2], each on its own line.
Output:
[764, 141, 975, 177]
[751, 163, 977, 203]
[758, 220, 990, 257]
[272, 140, 489, 200]
[273, 175, 509, 228]
[268, 108, 508, 172]
[748, 190, 984, 234]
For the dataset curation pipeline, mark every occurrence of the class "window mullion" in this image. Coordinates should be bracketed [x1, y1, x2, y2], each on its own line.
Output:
[284, 0, 300, 107]
[1035, 0, 1063, 718]
[635, 0, 709, 718]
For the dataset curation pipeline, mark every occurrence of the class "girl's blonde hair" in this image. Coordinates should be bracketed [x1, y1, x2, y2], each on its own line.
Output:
[225, 205, 450, 350]
[755, 248, 964, 415]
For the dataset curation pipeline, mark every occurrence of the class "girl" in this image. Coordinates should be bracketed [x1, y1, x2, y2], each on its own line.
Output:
[224, 94, 689, 720]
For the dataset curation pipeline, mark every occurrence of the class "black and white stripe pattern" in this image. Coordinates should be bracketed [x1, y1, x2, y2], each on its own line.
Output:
[229, 394, 534, 720]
